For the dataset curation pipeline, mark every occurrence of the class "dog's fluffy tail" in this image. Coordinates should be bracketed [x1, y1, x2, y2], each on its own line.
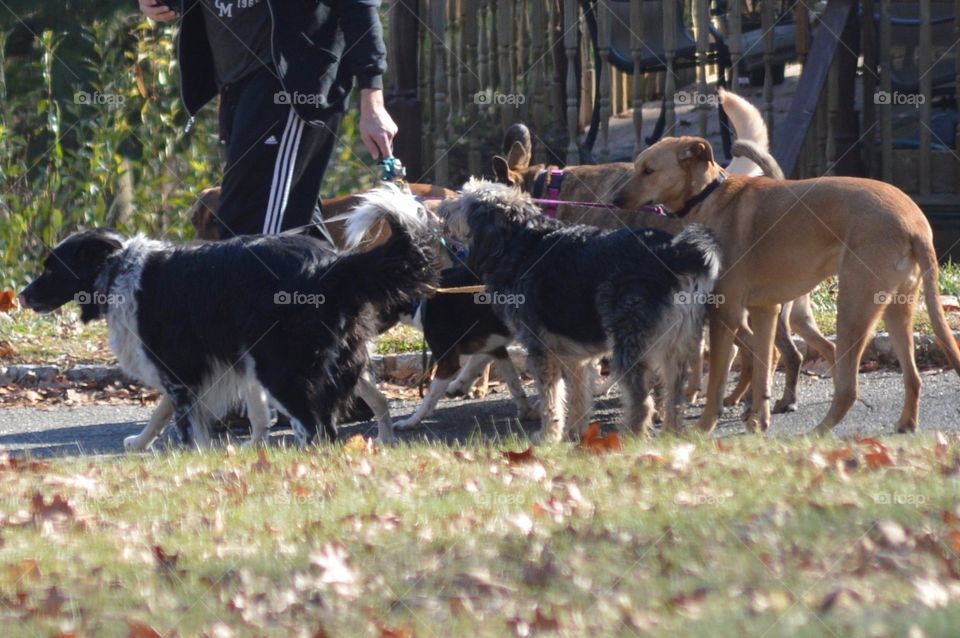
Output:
[664, 224, 722, 285]
[732, 139, 785, 180]
[914, 235, 960, 375]
[719, 88, 770, 177]
[335, 184, 439, 307]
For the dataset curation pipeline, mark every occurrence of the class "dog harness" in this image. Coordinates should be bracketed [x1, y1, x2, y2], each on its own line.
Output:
[674, 171, 728, 218]
[531, 168, 566, 218]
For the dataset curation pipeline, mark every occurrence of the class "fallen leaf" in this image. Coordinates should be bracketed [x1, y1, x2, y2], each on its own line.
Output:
[344, 434, 377, 455]
[253, 449, 271, 472]
[580, 422, 622, 454]
[914, 577, 950, 608]
[30, 493, 74, 520]
[0, 290, 16, 312]
[670, 443, 696, 471]
[503, 446, 535, 464]
[152, 545, 179, 574]
[508, 512, 534, 535]
[126, 619, 163, 638]
[310, 543, 360, 600]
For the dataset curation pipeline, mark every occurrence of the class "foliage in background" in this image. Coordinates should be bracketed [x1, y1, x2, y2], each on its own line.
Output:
[0, 9, 374, 290]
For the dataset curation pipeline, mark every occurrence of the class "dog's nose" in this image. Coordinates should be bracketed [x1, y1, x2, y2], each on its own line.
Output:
[17, 292, 29, 310]
[611, 194, 625, 208]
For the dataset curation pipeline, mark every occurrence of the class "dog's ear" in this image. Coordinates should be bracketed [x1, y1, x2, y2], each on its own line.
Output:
[677, 139, 715, 165]
[77, 231, 124, 270]
[506, 140, 531, 170]
[492, 155, 511, 183]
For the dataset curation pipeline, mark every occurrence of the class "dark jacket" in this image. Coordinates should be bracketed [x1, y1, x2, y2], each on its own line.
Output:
[177, 0, 387, 125]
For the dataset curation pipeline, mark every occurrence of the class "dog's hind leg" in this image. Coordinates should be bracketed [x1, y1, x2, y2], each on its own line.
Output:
[561, 357, 593, 439]
[355, 373, 395, 443]
[124, 393, 174, 452]
[446, 354, 493, 397]
[394, 355, 459, 431]
[772, 301, 803, 414]
[883, 287, 922, 433]
[493, 348, 537, 420]
[744, 305, 779, 434]
[814, 277, 886, 435]
[528, 350, 565, 443]
[791, 294, 836, 366]
[685, 334, 705, 403]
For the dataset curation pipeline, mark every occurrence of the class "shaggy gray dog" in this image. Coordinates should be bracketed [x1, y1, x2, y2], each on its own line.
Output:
[441, 180, 722, 440]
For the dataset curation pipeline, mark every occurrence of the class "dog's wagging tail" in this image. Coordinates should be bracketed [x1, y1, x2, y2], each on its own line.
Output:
[20, 185, 438, 448]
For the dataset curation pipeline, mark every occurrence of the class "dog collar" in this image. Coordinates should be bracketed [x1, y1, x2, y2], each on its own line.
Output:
[532, 168, 565, 218]
[674, 170, 727, 218]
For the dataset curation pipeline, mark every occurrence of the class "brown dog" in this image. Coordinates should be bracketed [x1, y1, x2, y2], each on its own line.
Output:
[492, 90, 833, 412]
[614, 136, 960, 434]
[190, 183, 453, 244]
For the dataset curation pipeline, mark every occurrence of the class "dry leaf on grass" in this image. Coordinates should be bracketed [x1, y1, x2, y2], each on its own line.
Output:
[503, 446, 535, 464]
[0, 290, 17, 312]
[579, 422, 621, 454]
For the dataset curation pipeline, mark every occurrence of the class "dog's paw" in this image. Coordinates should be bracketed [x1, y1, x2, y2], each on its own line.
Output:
[722, 394, 741, 407]
[392, 417, 420, 432]
[123, 435, 149, 452]
[772, 398, 798, 414]
[241, 435, 268, 450]
[445, 381, 465, 397]
[468, 384, 490, 399]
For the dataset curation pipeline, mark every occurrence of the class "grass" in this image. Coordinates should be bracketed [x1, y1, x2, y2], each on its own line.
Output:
[1, 434, 960, 636]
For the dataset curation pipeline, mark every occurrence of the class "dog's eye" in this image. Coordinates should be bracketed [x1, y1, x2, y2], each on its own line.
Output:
[642, 167, 655, 176]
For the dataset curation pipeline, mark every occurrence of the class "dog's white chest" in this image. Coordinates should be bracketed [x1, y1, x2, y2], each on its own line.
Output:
[104, 239, 165, 390]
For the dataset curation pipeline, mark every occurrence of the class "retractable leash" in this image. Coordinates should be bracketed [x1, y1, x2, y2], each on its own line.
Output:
[378, 156, 411, 194]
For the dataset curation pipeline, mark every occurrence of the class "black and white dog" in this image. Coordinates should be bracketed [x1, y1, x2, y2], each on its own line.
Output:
[20, 186, 437, 447]
[440, 180, 721, 440]
[391, 266, 537, 431]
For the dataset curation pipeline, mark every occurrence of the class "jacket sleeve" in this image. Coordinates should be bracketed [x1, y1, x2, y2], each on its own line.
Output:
[339, 0, 387, 90]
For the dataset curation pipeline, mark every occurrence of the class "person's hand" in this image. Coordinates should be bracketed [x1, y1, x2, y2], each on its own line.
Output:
[139, 0, 178, 22]
[359, 89, 398, 159]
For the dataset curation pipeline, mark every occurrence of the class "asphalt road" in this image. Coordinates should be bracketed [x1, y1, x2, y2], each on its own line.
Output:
[0, 369, 958, 457]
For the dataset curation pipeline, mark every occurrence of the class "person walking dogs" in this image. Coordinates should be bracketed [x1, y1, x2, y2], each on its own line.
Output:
[139, 0, 398, 238]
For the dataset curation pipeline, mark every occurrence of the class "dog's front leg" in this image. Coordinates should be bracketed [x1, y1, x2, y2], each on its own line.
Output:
[529, 351, 565, 443]
[697, 309, 740, 433]
[242, 386, 271, 448]
[745, 305, 779, 434]
[124, 393, 174, 452]
[494, 353, 538, 420]
[354, 374, 396, 443]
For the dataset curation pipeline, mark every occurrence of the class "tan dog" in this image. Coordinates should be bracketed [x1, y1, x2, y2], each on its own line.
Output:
[614, 136, 960, 434]
[494, 90, 832, 411]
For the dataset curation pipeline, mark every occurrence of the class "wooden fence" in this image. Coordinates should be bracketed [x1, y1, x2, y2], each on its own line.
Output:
[386, 0, 960, 224]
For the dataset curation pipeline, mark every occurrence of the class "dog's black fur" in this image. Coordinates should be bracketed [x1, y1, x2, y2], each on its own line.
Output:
[20, 188, 438, 446]
[390, 266, 536, 430]
[441, 180, 721, 440]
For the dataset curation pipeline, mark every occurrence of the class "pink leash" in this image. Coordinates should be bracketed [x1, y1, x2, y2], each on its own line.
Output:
[530, 197, 669, 217]
[530, 168, 669, 218]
